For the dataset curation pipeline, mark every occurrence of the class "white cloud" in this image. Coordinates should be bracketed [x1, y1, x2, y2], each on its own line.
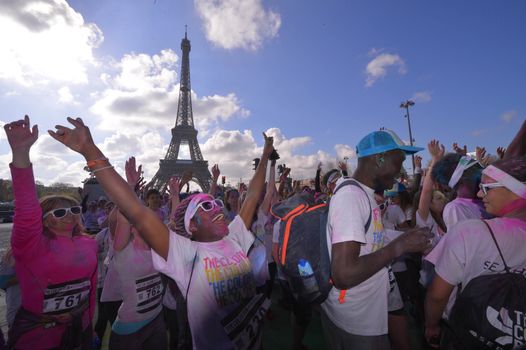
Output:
[201, 128, 353, 184]
[410, 91, 432, 103]
[368, 48, 384, 56]
[334, 144, 356, 160]
[4, 90, 19, 97]
[57, 86, 76, 104]
[0, 121, 6, 141]
[471, 129, 486, 137]
[0, 124, 357, 188]
[500, 110, 516, 123]
[90, 50, 248, 135]
[195, 0, 281, 51]
[365, 53, 407, 87]
[194, 94, 250, 135]
[97, 131, 168, 180]
[0, 0, 103, 86]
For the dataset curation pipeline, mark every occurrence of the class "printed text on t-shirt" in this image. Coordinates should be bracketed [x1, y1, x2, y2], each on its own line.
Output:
[204, 251, 256, 307]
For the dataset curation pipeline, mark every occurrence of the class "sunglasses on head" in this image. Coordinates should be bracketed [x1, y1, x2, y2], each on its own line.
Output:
[43, 206, 82, 219]
[196, 199, 224, 212]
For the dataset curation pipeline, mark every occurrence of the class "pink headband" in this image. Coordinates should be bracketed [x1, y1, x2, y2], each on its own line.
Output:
[483, 165, 526, 199]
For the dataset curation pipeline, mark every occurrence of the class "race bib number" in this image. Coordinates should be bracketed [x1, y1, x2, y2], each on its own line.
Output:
[136, 273, 163, 314]
[221, 293, 271, 350]
[43, 278, 91, 315]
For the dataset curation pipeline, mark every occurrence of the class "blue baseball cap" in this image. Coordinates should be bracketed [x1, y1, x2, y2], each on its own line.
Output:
[384, 182, 407, 197]
[356, 129, 423, 158]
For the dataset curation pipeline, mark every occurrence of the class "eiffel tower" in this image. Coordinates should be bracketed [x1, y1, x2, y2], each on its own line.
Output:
[151, 31, 211, 192]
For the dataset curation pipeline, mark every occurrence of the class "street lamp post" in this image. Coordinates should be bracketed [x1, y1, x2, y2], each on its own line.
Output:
[400, 100, 415, 175]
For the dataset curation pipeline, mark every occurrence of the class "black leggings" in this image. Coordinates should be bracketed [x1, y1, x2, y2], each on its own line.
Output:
[94, 288, 122, 340]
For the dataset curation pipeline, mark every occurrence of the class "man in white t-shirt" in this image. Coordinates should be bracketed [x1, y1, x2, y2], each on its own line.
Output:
[321, 129, 433, 350]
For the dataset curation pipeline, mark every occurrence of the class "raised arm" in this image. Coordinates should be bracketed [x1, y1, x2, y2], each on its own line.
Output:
[238, 133, 274, 229]
[49, 118, 170, 259]
[4, 115, 43, 254]
[410, 155, 423, 192]
[167, 176, 181, 220]
[110, 157, 142, 251]
[209, 164, 220, 196]
[418, 140, 445, 223]
[260, 160, 276, 215]
[5, 115, 38, 169]
[314, 162, 322, 193]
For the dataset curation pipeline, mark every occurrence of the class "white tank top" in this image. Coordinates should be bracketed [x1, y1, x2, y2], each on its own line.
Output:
[113, 240, 163, 323]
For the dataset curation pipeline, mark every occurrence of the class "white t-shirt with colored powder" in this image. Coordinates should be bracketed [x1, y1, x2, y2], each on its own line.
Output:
[443, 197, 485, 232]
[384, 204, 409, 273]
[432, 218, 526, 318]
[383, 204, 407, 230]
[321, 178, 389, 336]
[152, 215, 269, 350]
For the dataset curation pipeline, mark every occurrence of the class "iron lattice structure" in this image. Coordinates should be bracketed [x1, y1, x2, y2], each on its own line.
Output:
[151, 32, 211, 192]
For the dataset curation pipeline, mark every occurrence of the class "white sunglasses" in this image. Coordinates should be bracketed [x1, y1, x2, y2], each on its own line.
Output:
[479, 182, 526, 195]
[43, 206, 82, 219]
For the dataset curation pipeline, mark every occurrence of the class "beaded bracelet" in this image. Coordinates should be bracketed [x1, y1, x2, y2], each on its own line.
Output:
[90, 165, 114, 175]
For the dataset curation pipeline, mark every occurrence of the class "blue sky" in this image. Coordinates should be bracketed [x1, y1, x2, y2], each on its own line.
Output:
[0, 0, 525, 186]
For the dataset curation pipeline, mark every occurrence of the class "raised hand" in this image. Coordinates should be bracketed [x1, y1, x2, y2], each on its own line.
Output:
[414, 155, 422, 169]
[262, 132, 275, 158]
[428, 140, 445, 162]
[496, 147, 506, 160]
[167, 176, 181, 197]
[338, 161, 348, 172]
[452, 142, 467, 156]
[317, 162, 322, 171]
[211, 164, 220, 181]
[48, 117, 95, 156]
[4, 115, 39, 152]
[475, 146, 486, 163]
[180, 170, 193, 187]
[239, 182, 248, 193]
[125, 156, 142, 187]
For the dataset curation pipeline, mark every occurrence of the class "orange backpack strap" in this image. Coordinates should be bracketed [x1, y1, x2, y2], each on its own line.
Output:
[280, 205, 307, 265]
[338, 290, 347, 304]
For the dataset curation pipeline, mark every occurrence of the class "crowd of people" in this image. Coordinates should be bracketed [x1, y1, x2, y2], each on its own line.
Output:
[1, 114, 525, 350]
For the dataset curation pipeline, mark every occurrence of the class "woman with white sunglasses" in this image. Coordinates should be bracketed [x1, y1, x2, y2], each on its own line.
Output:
[424, 156, 526, 348]
[3, 116, 97, 349]
[48, 116, 274, 350]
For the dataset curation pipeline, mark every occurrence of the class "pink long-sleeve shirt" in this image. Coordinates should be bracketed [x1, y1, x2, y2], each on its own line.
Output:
[10, 165, 97, 349]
